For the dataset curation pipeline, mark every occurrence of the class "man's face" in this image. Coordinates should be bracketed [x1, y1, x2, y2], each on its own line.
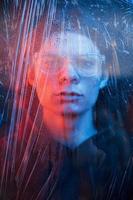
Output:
[31, 32, 104, 115]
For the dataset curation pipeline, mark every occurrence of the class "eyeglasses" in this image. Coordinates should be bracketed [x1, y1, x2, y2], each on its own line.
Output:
[32, 53, 105, 78]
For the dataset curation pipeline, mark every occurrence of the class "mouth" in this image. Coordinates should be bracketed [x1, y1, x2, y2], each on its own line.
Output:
[55, 91, 83, 103]
[58, 91, 83, 97]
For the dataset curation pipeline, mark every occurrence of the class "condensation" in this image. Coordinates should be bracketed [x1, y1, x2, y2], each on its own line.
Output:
[0, 1, 133, 199]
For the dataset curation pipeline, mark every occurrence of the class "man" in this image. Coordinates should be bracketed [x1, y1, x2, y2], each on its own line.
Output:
[0, 0, 132, 200]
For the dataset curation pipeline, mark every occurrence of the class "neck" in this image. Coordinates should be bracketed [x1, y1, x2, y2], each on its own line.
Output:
[43, 109, 97, 148]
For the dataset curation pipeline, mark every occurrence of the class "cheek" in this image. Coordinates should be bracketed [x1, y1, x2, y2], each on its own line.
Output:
[84, 81, 100, 107]
[90, 88, 99, 105]
[35, 75, 57, 105]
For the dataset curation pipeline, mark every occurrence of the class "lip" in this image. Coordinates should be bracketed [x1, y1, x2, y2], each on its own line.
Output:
[54, 91, 83, 103]
[55, 91, 83, 97]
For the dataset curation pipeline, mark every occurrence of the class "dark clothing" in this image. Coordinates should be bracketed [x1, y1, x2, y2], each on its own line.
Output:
[0, 125, 132, 200]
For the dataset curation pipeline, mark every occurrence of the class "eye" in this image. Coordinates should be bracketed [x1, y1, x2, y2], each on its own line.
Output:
[33, 53, 67, 74]
[77, 58, 96, 69]
[43, 59, 53, 68]
[41, 56, 64, 73]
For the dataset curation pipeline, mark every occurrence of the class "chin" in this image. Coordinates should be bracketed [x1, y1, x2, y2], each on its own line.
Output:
[44, 100, 90, 115]
[54, 105, 87, 116]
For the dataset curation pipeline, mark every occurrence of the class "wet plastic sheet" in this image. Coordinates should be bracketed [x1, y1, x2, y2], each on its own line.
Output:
[0, 1, 133, 200]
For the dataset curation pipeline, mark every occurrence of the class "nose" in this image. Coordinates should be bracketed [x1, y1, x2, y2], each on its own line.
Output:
[58, 59, 80, 85]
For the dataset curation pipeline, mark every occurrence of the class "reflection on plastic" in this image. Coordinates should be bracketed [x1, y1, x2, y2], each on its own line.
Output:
[0, 1, 133, 200]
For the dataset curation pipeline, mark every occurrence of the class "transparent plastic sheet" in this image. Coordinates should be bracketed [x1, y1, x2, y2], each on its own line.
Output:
[0, 0, 133, 200]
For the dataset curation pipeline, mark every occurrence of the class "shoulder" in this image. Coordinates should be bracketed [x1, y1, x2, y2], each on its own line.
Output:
[93, 126, 130, 168]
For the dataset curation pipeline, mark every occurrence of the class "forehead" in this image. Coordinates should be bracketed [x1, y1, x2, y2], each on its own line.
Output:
[39, 32, 100, 56]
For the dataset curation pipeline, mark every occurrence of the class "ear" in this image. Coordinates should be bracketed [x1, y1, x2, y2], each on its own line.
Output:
[99, 59, 109, 89]
[27, 68, 35, 86]
[99, 75, 108, 89]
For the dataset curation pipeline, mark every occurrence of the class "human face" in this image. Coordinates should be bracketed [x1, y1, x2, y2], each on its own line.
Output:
[32, 32, 104, 115]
